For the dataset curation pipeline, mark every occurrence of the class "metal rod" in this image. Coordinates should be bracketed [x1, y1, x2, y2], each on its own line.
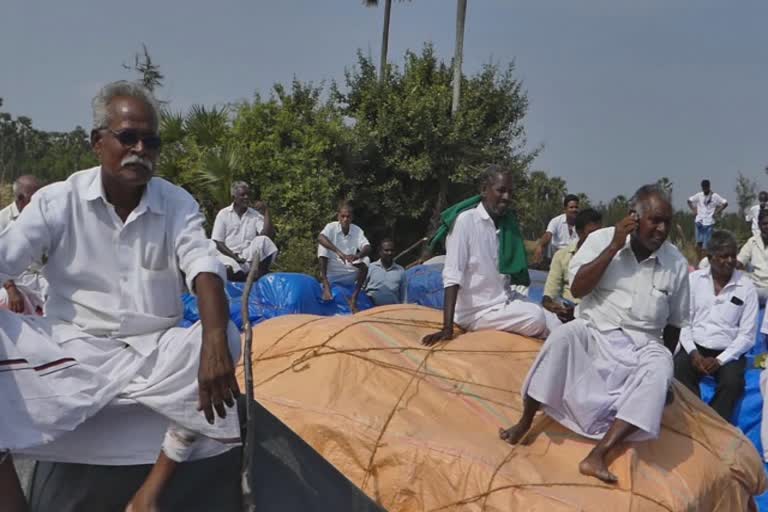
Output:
[394, 237, 428, 263]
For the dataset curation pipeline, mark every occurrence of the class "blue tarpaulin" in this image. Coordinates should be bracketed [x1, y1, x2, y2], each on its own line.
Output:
[181, 273, 373, 329]
[405, 264, 547, 309]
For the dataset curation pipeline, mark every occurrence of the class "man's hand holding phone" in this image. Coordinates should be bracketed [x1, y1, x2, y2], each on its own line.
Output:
[610, 213, 638, 250]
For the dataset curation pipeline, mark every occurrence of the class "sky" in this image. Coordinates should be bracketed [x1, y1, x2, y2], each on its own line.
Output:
[1, 0, 766, 209]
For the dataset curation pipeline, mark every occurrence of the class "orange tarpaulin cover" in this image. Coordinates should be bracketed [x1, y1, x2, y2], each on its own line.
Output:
[236, 305, 767, 511]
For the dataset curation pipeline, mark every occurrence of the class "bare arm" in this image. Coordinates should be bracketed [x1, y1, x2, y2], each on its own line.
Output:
[259, 205, 276, 239]
[714, 201, 728, 217]
[318, 233, 344, 258]
[358, 244, 372, 259]
[533, 232, 553, 263]
[422, 285, 459, 346]
[194, 272, 240, 424]
[571, 217, 636, 299]
[214, 240, 243, 263]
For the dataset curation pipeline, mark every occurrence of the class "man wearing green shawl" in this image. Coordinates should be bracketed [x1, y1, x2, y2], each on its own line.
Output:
[422, 166, 554, 346]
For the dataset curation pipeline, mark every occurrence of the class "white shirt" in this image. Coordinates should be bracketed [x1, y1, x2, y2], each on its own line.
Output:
[546, 213, 578, 251]
[688, 191, 727, 226]
[211, 205, 266, 257]
[0, 167, 225, 356]
[317, 221, 370, 280]
[569, 227, 690, 346]
[679, 269, 757, 364]
[745, 204, 764, 238]
[0, 200, 20, 232]
[443, 203, 518, 327]
[738, 235, 768, 289]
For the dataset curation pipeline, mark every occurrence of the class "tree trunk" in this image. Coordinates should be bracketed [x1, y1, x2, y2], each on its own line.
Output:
[379, 0, 393, 83]
[451, 0, 468, 116]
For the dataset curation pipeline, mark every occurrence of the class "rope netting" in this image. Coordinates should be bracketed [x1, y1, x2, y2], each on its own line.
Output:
[237, 308, 759, 511]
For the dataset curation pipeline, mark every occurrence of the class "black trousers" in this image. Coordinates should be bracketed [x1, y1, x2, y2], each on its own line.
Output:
[673, 345, 746, 421]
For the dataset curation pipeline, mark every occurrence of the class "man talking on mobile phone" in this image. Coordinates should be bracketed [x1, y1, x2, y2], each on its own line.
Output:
[500, 184, 690, 484]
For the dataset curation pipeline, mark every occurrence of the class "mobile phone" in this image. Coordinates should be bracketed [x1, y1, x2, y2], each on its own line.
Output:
[629, 209, 639, 232]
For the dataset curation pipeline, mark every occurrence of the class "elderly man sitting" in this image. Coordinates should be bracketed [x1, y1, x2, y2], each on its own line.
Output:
[212, 181, 278, 282]
[422, 165, 553, 346]
[674, 230, 757, 421]
[541, 208, 603, 323]
[500, 185, 689, 484]
[0, 81, 241, 512]
[0, 175, 47, 314]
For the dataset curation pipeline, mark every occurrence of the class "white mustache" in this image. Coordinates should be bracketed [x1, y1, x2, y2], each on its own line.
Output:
[121, 155, 154, 171]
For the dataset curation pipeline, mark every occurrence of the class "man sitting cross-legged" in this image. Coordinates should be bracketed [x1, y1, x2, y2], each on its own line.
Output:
[318, 201, 372, 312]
[674, 230, 757, 421]
[422, 165, 553, 346]
[0, 81, 242, 512]
[499, 184, 689, 484]
[211, 181, 278, 282]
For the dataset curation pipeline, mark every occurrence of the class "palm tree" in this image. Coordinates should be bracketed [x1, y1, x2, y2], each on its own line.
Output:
[364, 1, 410, 83]
[451, 0, 468, 116]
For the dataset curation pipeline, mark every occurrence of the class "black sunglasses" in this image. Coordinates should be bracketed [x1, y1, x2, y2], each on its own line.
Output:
[105, 129, 162, 150]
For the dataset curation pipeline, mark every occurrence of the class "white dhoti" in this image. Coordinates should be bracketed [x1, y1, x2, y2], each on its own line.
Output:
[326, 257, 371, 286]
[0, 271, 48, 314]
[1, 311, 242, 464]
[523, 319, 673, 441]
[462, 294, 554, 339]
[218, 236, 278, 274]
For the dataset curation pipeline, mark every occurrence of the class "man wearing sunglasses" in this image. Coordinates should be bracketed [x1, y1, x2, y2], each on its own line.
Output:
[0, 81, 240, 512]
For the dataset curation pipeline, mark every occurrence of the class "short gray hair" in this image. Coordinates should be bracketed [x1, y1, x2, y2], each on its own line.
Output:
[707, 230, 737, 254]
[12, 175, 40, 196]
[231, 181, 249, 197]
[92, 80, 160, 131]
[629, 184, 669, 217]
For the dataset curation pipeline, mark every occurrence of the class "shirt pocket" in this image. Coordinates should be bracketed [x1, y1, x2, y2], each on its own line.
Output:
[139, 268, 182, 318]
[715, 300, 742, 326]
[139, 221, 170, 271]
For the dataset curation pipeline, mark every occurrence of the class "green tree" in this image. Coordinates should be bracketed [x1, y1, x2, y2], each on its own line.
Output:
[334, 45, 536, 254]
[230, 80, 353, 274]
[735, 171, 757, 217]
[517, 171, 567, 240]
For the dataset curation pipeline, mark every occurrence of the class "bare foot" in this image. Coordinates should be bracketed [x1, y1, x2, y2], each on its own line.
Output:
[498, 421, 531, 445]
[578, 451, 618, 483]
[347, 297, 359, 313]
[321, 286, 333, 301]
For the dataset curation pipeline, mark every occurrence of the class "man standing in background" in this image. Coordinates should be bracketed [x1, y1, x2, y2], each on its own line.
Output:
[688, 179, 728, 261]
[532, 194, 580, 265]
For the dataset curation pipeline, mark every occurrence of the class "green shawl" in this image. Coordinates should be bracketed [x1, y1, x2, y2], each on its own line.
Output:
[429, 195, 530, 286]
